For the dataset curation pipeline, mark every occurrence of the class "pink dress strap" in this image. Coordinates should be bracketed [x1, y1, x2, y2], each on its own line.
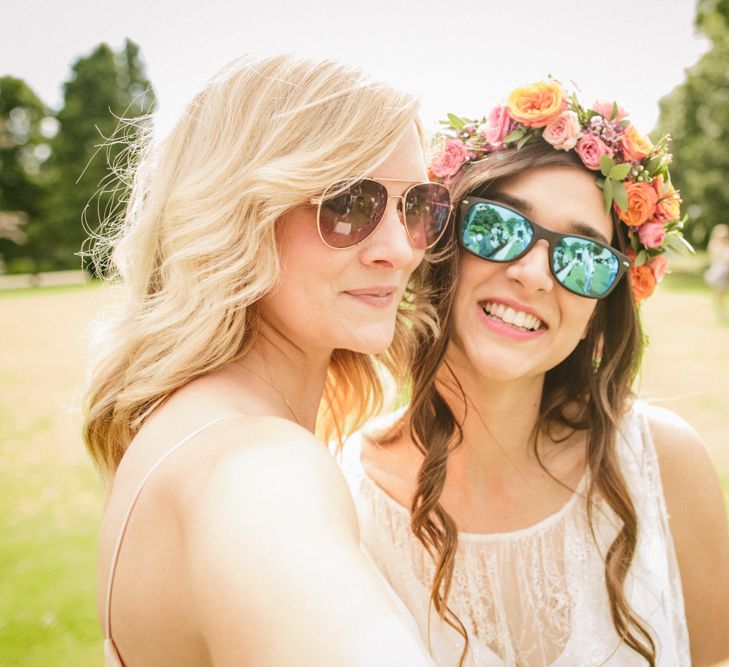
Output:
[103, 415, 245, 666]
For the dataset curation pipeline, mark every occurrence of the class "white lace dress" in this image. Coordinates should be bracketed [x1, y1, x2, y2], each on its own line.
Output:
[340, 402, 690, 666]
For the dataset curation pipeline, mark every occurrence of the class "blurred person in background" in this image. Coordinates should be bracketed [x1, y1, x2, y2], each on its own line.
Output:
[83, 53, 453, 667]
[704, 223, 729, 321]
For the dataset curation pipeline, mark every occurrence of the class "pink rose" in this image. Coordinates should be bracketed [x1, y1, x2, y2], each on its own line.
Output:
[647, 254, 669, 283]
[575, 134, 611, 170]
[430, 139, 473, 178]
[592, 100, 628, 121]
[638, 221, 666, 248]
[542, 110, 581, 150]
[485, 105, 514, 149]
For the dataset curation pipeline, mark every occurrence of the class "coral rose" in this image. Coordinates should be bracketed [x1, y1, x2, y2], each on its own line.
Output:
[630, 263, 657, 302]
[575, 134, 611, 170]
[543, 110, 581, 150]
[647, 254, 669, 283]
[616, 182, 658, 227]
[622, 125, 653, 161]
[638, 221, 666, 248]
[485, 105, 514, 149]
[655, 193, 681, 223]
[430, 139, 473, 178]
[652, 177, 681, 222]
[507, 81, 566, 128]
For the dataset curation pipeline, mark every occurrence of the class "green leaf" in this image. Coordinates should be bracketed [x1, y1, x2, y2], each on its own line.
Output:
[595, 177, 605, 190]
[635, 249, 647, 266]
[600, 155, 615, 177]
[619, 119, 631, 128]
[609, 163, 631, 181]
[447, 113, 465, 129]
[664, 231, 695, 256]
[611, 101, 618, 120]
[613, 181, 629, 211]
[602, 176, 614, 212]
[503, 127, 526, 143]
[645, 156, 662, 175]
[516, 132, 532, 150]
[630, 234, 640, 252]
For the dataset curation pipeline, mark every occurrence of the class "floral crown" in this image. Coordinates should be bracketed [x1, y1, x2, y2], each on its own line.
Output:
[429, 79, 691, 302]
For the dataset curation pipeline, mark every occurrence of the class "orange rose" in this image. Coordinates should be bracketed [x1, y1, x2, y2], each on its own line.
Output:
[621, 125, 653, 161]
[616, 181, 658, 227]
[506, 81, 566, 128]
[630, 264, 657, 302]
[652, 176, 681, 222]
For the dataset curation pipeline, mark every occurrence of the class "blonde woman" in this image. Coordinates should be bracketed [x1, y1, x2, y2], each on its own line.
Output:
[343, 81, 729, 666]
[84, 54, 452, 666]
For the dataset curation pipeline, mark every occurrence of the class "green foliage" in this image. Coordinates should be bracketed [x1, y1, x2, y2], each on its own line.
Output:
[1, 40, 156, 275]
[0, 77, 52, 270]
[655, 0, 729, 248]
[43, 40, 156, 274]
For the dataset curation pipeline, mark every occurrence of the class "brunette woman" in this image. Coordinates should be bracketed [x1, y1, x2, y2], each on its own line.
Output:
[343, 81, 729, 666]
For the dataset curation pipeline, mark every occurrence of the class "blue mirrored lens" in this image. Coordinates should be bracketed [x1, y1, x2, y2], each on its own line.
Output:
[552, 236, 620, 297]
[461, 203, 533, 261]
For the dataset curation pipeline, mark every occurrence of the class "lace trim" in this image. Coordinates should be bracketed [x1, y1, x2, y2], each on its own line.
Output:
[344, 401, 691, 666]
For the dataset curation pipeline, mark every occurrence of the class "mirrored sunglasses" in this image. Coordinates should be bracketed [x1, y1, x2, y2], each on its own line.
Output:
[458, 197, 631, 299]
[312, 178, 452, 250]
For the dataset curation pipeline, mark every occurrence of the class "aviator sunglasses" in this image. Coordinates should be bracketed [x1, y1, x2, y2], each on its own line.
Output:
[311, 178, 452, 250]
[458, 197, 632, 299]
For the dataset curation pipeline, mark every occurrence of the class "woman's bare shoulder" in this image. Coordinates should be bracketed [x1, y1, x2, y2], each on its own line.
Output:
[175, 414, 359, 534]
[174, 416, 433, 666]
[640, 403, 719, 516]
[641, 403, 711, 483]
[642, 403, 729, 663]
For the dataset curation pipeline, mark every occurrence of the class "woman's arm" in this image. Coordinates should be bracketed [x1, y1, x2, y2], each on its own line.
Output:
[183, 418, 433, 667]
[649, 407, 729, 666]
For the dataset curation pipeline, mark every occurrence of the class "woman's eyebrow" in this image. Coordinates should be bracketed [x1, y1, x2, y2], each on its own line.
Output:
[489, 191, 611, 245]
[489, 192, 532, 213]
[566, 221, 610, 245]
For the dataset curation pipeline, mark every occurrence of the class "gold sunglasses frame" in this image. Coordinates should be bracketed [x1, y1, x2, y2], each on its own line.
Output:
[310, 177, 453, 250]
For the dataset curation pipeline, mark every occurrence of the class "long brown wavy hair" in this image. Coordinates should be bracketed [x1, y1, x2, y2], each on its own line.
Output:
[388, 142, 656, 665]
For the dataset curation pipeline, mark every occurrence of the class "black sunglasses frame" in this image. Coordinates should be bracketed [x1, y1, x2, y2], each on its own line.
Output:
[458, 196, 632, 299]
[312, 178, 452, 250]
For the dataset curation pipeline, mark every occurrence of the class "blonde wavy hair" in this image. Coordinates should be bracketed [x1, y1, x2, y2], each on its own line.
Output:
[84, 53, 437, 475]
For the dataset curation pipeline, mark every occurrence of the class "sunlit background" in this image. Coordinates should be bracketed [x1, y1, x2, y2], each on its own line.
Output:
[1, 0, 727, 664]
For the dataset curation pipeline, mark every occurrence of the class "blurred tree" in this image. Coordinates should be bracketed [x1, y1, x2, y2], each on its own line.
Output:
[655, 0, 729, 248]
[43, 39, 155, 272]
[0, 77, 53, 273]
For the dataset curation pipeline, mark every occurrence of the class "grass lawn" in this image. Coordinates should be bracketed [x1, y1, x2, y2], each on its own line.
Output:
[0, 273, 727, 665]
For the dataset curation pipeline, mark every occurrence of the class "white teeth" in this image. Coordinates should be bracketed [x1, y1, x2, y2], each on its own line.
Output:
[482, 301, 544, 332]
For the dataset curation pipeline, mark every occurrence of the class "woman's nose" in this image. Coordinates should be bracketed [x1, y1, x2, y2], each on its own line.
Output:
[358, 195, 423, 271]
[505, 239, 555, 294]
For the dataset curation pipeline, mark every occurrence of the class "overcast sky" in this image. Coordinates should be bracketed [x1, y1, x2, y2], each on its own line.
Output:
[1, 0, 708, 139]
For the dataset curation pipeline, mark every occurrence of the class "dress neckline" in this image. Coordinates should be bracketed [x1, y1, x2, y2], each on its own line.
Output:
[357, 451, 590, 544]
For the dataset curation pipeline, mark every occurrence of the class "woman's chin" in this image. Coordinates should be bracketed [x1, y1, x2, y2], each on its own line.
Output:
[339, 328, 397, 356]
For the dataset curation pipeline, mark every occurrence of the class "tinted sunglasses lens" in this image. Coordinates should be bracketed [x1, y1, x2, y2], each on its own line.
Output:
[552, 237, 621, 297]
[318, 180, 387, 248]
[403, 183, 452, 249]
[461, 202, 533, 260]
